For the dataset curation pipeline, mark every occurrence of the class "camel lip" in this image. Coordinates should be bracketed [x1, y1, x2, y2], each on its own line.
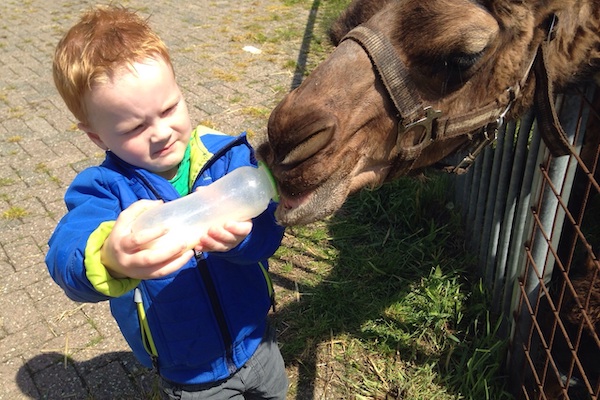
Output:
[277, 189, 313, 211]
[274, 188, 325, 226]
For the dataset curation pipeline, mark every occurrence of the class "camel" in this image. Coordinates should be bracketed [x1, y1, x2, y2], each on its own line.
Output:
[259, 0, 600, 226]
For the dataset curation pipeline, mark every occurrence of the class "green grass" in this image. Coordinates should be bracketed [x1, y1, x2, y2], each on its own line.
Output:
[270, 173, 512, 399]
[2, 206, 28, 219]
[0, 178, 15, 186]
[260, 2, 513, 396]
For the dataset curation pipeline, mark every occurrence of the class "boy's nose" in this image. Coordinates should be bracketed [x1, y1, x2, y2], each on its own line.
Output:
[151, 121, 172, 143]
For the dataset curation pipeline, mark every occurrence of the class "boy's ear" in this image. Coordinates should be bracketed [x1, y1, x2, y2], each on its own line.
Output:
[78, 122, 109, 151]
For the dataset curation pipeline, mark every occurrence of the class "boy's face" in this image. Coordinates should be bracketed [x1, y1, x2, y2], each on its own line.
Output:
[79, 57, 192, 180]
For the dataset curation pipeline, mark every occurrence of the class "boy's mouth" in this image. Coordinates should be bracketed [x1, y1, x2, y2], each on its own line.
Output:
[153, 142, 174, 157]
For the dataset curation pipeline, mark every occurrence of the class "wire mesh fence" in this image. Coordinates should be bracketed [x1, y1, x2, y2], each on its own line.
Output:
[454, 83, 600, 399]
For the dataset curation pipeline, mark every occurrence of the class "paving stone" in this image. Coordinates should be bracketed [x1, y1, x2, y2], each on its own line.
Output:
[0, 357, 40, 400]
[0, 264, 47, 294]
[0, 289, 42, 334]
[85, 361, 140, 400]
[31, 361, 88, 399]
[4, 236, 42, 272]
[0, 321, 56, 364]
[26, 276, 63, 302]
[0, 0, 312, 397]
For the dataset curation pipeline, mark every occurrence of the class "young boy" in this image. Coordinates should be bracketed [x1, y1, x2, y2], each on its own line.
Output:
[45, 5, 288, 399]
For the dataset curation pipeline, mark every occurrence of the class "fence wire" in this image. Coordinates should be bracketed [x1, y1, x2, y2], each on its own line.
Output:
[454, 83, 599, 399]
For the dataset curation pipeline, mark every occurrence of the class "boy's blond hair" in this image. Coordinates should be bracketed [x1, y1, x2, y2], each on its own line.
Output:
[53, 5, 173, 125]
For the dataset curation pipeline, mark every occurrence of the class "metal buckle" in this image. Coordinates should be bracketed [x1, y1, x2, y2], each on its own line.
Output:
[397, 106, 442, 144]
[449, 121, 501, 174]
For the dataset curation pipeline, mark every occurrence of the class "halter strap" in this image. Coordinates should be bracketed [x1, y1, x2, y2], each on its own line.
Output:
[340, 16, 568, 174]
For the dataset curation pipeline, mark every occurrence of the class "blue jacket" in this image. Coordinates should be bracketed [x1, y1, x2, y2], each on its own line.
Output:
[45, 129, 285, 385]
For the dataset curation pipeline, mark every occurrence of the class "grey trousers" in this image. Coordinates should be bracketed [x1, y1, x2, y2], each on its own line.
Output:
[161, 325, 288, 400]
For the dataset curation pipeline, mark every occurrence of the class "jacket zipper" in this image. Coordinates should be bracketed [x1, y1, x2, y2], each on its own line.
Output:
[129, 134, 249, 375]
[195, 252, 237, 373]
[190, 137, 246, 374]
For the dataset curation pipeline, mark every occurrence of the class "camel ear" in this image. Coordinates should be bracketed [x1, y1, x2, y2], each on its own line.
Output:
[78, 123, 109, 151]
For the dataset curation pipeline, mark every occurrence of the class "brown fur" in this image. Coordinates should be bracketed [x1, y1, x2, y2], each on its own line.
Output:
[260, 0, 600, 226]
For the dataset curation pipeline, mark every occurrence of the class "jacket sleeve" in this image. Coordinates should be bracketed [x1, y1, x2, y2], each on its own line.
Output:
[45, 167, 135, 303]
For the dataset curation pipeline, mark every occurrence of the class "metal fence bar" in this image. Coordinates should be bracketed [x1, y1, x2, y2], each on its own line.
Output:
[509, 100, 577, 395]
[485, 122, 517, 286]
[492, 111, 535, 317]
[512, 89, 592, 356]
[465, 149, 483, 233]
[475, 126, 508, 266]
[453, 84, 597, 399]
[473, 146, 494, 251]
[475, 126, 510, 284]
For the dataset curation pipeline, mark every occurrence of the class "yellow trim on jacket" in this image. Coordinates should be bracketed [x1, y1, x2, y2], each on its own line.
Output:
[84, 221, 141, 297]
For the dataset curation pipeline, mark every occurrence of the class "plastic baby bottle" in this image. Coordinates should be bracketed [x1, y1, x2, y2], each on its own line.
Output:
[131, 163, 278, 250]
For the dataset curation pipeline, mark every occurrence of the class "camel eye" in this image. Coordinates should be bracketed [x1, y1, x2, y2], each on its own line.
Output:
[447, 50, 485, 71]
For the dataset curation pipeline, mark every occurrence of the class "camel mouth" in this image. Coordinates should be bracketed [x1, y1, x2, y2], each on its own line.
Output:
[277, 189, 313, 212]
[274, 189, 316, 226]
[273, 169, 354, 226]
[271, 156, 392, 226]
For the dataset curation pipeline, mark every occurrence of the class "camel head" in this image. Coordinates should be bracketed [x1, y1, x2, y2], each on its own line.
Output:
[260, 0, 600, 225]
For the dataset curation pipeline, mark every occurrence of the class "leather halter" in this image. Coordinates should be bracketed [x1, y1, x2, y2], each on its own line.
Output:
[341, 16, 570, 174]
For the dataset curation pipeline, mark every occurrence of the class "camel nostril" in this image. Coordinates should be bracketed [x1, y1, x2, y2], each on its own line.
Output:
[280, 126, 335, 166]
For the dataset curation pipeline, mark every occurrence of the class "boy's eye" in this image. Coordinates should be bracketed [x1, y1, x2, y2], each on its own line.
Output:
[125, 124, 144, 135]
[162, 103, 177, 116]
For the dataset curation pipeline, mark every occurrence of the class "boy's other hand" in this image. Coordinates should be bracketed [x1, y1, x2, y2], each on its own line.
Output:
[101, 200, 194, 279]
[193, 221, 253, 253]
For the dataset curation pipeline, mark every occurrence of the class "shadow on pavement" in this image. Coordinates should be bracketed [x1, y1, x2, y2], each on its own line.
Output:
[18, 351, 160, 399]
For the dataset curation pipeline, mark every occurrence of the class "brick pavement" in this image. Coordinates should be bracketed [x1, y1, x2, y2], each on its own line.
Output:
[0, 1, 314, 398]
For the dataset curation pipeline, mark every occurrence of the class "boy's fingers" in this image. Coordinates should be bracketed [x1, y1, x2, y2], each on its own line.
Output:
[225, 220, 253, 235]
[122, 199, 164, 222]
[134, 239, 190, 265]
[129, 226, 169, 248]
[120, 200, 167, 250]
[125, 247, 194, 279]
[142, 249, 195, 279]
[203, 228, 234, 247]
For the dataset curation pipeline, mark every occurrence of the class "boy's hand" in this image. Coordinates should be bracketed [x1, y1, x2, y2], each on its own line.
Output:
[101, 200, 194, 280]
[193, 221, 253, 253]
